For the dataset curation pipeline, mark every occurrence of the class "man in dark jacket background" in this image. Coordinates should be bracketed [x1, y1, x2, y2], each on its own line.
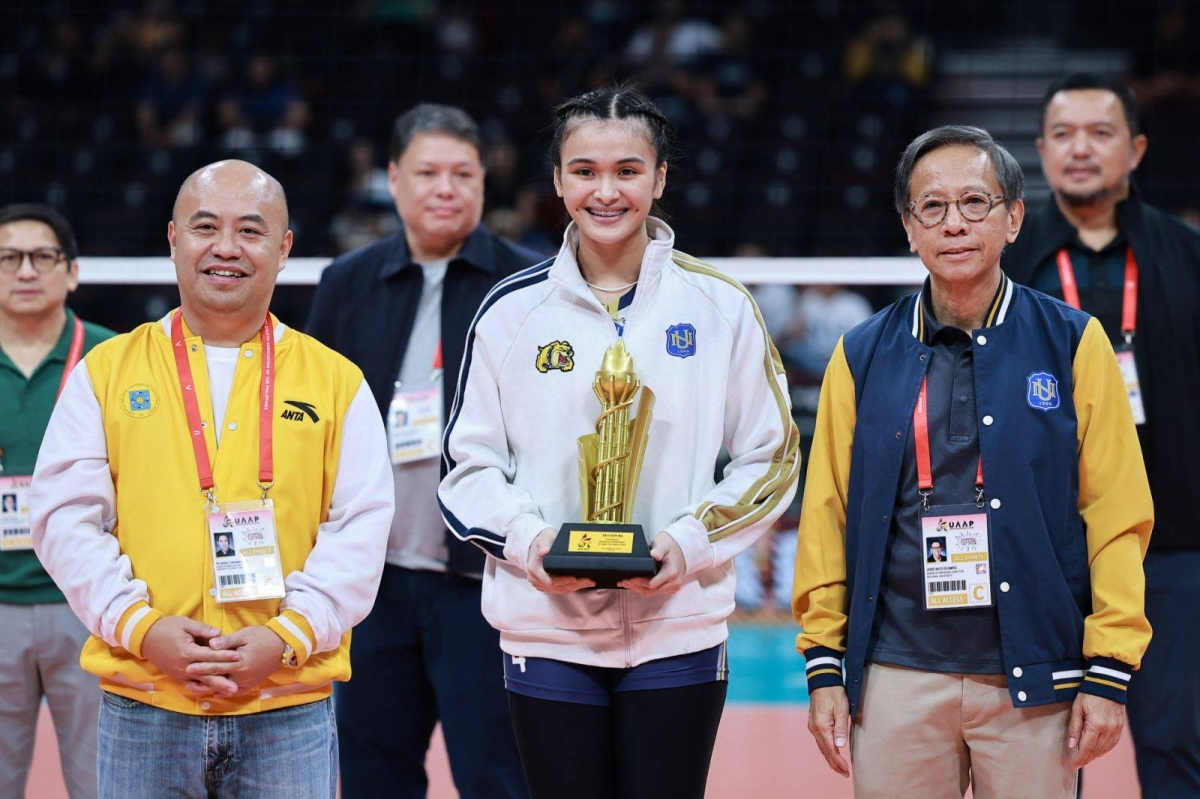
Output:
[1005, 73, 1200, 796]
[307, 104, 541, 799]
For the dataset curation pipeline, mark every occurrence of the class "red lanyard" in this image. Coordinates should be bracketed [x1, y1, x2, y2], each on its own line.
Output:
[1054, 247, 1138, 339]
[433, 339, 443, 372]
[914, 375, 983, 507]
[55, 317, 86, 399]
[170, 311, 275, 501]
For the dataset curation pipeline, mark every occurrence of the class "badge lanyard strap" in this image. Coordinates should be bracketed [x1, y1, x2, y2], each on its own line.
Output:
[56, 317, 86, 399]
[1055, 247, 1139, 344]
[914, 375, 984, 510]
[395, 341, 443, 392]
[0, 317, 85, 474]
[171, 311, 275, 508]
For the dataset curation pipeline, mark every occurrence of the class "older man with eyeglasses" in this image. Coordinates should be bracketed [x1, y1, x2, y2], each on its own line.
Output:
[793, 125, 1153, 797]
[0, 203, 114, 798]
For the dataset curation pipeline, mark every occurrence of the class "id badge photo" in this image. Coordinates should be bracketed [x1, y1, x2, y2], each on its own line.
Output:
[1114, 344, 1147, 425]
[919, 503, 993, 610]
[388, 381, 444, 465]
[0, 475, 32, 551]
[207, 500, 286, 602]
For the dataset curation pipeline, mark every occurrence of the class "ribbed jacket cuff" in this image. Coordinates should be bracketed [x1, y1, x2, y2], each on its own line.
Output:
[266, 610, 315, 667]
[804, 646, 845, 692]
[1079, 656, 1132, 704]
[116, 601, 162, 659]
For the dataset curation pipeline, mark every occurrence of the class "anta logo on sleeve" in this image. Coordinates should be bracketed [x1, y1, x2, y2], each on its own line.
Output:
[280, 400, 319, 423]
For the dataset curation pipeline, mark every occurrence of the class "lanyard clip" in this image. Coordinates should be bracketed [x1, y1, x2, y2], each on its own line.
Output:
[204, 489, 217, 513]
[1124, 331, 1134, 347]
[258, 481, 273, 504]
[919, 489, 931, 512]
[975, 486, 985, 508]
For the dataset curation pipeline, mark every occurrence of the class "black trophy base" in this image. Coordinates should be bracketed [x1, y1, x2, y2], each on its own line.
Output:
[542, 522, 658, 589]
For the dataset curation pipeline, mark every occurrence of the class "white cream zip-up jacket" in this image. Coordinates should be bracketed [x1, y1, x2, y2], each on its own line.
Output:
[438, 220, 800, 667]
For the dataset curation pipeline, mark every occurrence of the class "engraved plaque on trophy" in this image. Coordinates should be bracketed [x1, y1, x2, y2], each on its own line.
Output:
[543, 339, 659, 588]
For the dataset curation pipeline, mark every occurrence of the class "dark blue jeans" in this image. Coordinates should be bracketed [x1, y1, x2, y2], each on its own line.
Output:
[1127, 549, 1200, 796]
[98, 693, 336, 798]
[336, 566, 527, 799]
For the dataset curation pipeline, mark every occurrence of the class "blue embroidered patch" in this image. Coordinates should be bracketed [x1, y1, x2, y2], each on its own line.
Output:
[128, 389, 152, 412]
[1026, 372, 1060, 411]
[665, 324, 696, 358]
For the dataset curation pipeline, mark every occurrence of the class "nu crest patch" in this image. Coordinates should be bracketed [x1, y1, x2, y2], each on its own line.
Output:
[122, 384, 160, 418]
[665, 324, 696, 358]
[1026, 371, 1060, 411]
[536, 341, 574, 373]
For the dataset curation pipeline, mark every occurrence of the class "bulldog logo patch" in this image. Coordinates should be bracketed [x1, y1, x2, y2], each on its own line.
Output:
[536, 341, 575, 373]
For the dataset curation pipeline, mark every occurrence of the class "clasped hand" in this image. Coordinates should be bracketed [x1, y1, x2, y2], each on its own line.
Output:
[141, 616, 286, 698]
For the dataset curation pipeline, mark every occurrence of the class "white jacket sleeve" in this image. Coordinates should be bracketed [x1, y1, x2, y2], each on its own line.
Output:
[663, 295, 801, 575]
[438, 320, 550, 573]
[268, 380, 394, 661]
[30, 361, 147, 650]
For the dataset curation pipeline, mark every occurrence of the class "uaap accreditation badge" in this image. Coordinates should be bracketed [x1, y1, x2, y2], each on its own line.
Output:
[388, 382, 444, 465]
[0, 475, 33, 551]
[207, 500, 286, 602]
[1114, 344, 1147, 425]
[920, 503, 993, 611]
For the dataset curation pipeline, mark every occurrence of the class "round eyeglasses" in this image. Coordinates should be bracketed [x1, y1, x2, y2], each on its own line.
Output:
[906, 194, 1006, 228]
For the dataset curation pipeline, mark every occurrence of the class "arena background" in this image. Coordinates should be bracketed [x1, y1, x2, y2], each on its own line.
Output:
[9, 0, 1193, 795]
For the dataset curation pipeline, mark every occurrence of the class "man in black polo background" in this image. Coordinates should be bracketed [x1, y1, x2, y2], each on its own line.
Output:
[1005, 73, 1200, 796]
[308, 104, 541, 799]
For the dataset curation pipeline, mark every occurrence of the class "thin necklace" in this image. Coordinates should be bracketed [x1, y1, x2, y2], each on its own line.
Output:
[585, 279, 638, 292]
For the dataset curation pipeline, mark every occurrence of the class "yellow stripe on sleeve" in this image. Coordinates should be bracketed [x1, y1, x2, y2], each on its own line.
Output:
[672, 253, 801, 543]
[793, 338, 856, 655]
[1073, 317, 1153, 669]
[266, 610, 316, 667]
[116, 601, 163, 659]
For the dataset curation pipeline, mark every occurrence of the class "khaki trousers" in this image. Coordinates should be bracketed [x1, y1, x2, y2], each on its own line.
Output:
[850, 663, 1076, 799]
[0, 601, 98, 799]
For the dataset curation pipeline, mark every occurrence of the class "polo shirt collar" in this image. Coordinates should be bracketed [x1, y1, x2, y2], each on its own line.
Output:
[0, 308, 77, 376]
[912, 272, 1014, 344]
[378, 224, 496, 281]
[1026, 180, 1144, 267]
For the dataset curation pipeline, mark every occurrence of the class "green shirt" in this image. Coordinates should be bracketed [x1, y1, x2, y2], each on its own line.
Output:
[0, 309, 114, 604]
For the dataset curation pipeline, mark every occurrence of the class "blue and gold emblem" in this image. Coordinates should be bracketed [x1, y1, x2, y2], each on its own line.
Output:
[665, 324, 696, 359]
[1026, 371, 1059, 412]
[536, 341, 575, 373]
[122, 383, 160, 418]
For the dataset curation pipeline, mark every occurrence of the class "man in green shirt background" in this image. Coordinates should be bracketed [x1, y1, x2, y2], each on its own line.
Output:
[0, 204, 114, 798]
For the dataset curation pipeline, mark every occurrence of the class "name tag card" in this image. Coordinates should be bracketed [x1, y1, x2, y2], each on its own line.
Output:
[388, 383, 444, 465]
[0, 475, 32, 551]
[1114, 345, 1147, 425]
[207, 500, 286, 603]
[920, 503, 993, 610]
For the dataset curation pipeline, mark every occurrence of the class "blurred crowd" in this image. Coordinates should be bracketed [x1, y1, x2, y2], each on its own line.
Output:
[5, 2, 1198, 261]
[2, 0, 942, 258]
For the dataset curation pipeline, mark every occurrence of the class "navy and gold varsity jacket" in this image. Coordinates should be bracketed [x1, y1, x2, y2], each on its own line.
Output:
[793, 274, 1153, 714]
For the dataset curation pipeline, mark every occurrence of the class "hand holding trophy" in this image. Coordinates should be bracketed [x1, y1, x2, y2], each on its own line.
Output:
[543, 339, 659, 588]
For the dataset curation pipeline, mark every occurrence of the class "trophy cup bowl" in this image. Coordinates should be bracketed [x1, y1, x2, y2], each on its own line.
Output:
[543, 340, 659, 588]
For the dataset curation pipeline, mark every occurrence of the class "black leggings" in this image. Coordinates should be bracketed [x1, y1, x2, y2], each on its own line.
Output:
[507, 681, 728, 799]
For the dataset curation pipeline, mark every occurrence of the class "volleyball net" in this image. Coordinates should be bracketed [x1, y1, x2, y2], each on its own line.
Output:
[76, 257, 929, 287]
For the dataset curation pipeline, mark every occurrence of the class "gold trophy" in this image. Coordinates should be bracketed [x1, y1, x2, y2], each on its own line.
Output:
[543, 339, 659, 587]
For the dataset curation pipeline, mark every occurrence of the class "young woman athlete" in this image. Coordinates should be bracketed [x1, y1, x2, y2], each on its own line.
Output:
[439, 85, 800, 798]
